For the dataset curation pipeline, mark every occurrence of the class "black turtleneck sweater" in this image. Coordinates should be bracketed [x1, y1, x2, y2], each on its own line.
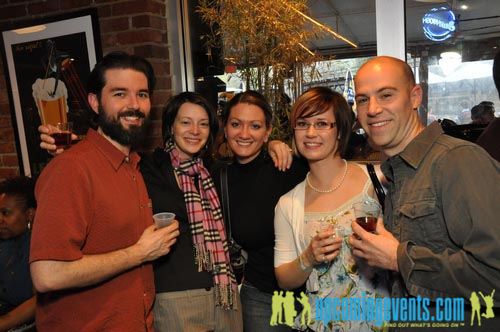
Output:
[212, 151, 308, 293]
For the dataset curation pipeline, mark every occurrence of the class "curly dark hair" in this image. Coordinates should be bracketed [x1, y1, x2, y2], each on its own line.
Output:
[0, 176, 36, 210]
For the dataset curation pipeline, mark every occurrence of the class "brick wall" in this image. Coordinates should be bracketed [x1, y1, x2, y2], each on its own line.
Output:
[0, 0, 171, 180]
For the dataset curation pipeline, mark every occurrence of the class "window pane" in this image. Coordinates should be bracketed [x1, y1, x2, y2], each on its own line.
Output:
[406, 0, 500, 125]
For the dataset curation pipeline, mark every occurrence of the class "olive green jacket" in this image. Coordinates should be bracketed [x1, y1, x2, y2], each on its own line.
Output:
[382, 122, 500, 304]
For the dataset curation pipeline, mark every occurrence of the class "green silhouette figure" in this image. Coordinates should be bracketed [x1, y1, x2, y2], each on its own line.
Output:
[270, 290, 285, 326]
[470, 291, 482, 327]
[296, 291, 312, 327]
[479, 289, 496, 319]
[283, 291, 297, 327]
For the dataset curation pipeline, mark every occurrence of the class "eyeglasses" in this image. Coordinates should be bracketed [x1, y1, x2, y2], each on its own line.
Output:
[294, 120, 336, 131]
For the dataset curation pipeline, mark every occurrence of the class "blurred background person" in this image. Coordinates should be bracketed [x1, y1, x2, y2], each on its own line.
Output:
[470, 101, 495, 125]
[0, 176, 36, 332]
[477, 50, 500, 161]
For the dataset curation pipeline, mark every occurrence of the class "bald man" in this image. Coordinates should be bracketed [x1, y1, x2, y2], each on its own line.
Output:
[349, 56, 500, 328]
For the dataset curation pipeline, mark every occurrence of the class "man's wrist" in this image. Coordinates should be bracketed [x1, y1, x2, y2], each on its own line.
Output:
[124, 243, 144, 266]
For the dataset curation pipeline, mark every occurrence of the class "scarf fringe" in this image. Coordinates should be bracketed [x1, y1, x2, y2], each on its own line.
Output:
[194, 244, 212, 272]
[194, 244, 238, 310]
[215, 282, 238, 310]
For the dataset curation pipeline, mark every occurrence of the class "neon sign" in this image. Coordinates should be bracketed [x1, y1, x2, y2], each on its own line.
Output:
[422, 7, 456, 42]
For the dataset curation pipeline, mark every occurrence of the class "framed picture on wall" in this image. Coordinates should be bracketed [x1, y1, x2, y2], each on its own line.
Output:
[0, 8, 102, 177]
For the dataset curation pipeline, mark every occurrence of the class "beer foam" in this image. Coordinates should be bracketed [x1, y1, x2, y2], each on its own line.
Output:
[32, 77, 68, 101]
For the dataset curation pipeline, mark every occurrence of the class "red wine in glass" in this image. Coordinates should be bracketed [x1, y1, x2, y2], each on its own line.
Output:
[356, 216, 377, 232]
[51, 131, 72, 147]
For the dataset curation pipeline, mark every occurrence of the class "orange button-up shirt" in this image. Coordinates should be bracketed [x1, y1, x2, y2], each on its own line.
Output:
[30, 129, 155, 331]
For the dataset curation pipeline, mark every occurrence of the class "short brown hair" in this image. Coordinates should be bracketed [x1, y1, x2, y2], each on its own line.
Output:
[291, 87, 353, 157]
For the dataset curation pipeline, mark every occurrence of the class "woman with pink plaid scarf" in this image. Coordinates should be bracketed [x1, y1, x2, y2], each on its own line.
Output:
[140, 92, 242, 331]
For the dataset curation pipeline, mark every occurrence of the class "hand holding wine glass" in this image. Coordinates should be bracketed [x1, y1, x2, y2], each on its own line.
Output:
[307, 222, 342, 267]
[353, 200, 381, 233]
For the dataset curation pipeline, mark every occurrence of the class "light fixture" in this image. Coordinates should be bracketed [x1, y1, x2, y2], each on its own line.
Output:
[460, 4, 468, 10]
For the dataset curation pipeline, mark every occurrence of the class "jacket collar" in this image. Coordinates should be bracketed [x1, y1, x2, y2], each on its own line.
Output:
[381, 121, 443, 180]
[398, 121, 443, 169]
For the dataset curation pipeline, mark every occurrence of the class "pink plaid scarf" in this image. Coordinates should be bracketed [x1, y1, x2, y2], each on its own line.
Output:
[166, 140, 237, 309]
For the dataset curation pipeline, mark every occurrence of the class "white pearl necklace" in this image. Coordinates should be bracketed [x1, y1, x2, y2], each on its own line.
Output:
[306, 159, 348, 193]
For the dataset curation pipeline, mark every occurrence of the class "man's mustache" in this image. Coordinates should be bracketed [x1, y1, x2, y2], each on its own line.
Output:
[118, 109, 146, 119]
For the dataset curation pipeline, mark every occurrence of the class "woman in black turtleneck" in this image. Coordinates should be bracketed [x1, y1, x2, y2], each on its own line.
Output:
[212, 91, 308, 332]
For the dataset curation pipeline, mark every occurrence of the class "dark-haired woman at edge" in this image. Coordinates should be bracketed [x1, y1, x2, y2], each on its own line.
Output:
[0, 176, 37, 332]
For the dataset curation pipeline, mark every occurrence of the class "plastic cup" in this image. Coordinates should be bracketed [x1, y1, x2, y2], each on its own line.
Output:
[353, 200, 381, 233]
[153, 212, 176, 228]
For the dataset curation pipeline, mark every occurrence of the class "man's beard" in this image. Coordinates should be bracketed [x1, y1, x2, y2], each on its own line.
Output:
[97, 107, 151, 149]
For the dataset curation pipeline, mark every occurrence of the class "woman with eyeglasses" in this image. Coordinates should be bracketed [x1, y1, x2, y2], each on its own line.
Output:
[274, 87, 389, 332]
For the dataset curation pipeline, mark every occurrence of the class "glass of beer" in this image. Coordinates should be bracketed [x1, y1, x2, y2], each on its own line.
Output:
[353, 200, 381, 233]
